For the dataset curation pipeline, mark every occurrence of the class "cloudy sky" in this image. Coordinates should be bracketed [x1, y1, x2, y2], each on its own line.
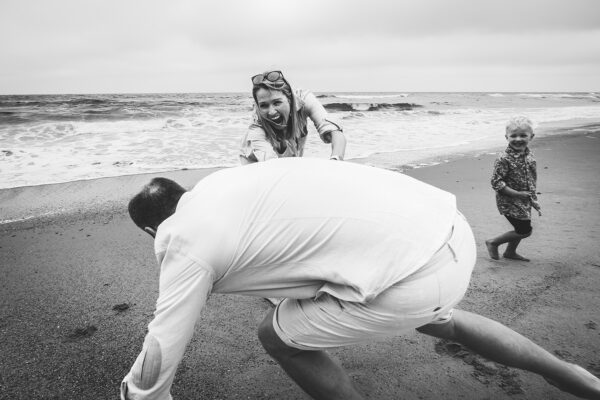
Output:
[1, 0, 599, 94]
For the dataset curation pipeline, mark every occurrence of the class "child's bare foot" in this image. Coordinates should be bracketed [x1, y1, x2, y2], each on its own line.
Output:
[503, 252, 530, 262]
[485, 240, 499, 260]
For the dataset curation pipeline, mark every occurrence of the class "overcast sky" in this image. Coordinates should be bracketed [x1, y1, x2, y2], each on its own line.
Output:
[1, 0, 600, 94]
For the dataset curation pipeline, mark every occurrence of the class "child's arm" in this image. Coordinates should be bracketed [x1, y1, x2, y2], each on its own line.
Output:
[491, 158, 526, 197]
[498, 186, 532, 200]
[501, 186, 541, 216]
[530, 159, 541, 216]
[531, 198, 542, 216]
[491, 157, 533, 200]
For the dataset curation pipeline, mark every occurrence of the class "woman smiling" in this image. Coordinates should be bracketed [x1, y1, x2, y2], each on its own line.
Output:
[240, 70, 346, 164]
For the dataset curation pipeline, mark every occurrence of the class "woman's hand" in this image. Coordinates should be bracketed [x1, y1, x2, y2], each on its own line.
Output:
[329, 130, 346, 160]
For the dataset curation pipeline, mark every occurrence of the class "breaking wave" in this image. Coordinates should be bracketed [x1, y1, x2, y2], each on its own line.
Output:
[324, 102, 422, 112]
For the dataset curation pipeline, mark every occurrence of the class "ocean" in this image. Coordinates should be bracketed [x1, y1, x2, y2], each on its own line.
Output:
[1, 92, 599, 189]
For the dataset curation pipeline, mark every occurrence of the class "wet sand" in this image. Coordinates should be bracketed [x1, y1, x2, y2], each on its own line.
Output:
[1, 128, 599, 399]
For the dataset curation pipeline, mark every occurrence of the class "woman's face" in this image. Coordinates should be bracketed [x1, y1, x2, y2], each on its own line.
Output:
[255, 88, 291, 128]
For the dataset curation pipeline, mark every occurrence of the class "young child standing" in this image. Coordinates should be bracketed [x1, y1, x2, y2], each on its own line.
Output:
[486, 116, 541, 261]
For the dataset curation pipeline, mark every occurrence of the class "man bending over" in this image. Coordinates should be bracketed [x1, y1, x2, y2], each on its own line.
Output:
[121, 158, 599, 400]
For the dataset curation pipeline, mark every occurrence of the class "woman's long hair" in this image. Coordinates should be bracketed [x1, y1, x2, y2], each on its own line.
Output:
[251, 73, 301, 153]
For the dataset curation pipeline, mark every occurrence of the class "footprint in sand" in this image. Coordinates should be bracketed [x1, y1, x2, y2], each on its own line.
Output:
[587, 362, 600, 376]
[584, 320, 597, 330]
[434, 340, 524, 395]
[66, 325, 97, 341]
[113, 303, 130, 312]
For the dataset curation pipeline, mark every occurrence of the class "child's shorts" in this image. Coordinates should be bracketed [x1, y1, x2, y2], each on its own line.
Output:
[271, 212, 477, 350]
[505, 215, 532, 235]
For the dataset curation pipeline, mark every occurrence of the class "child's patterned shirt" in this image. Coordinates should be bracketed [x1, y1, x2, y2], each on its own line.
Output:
[491, 146, 540, 219]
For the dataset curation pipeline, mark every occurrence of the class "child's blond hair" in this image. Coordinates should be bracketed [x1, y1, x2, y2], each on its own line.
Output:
[506, 116, 534, 135]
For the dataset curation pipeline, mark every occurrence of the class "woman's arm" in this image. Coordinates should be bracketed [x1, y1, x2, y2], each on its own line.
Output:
[239, 126, 278, 164]
[300, 90, 347, 160]
[329, 130, 346, 160]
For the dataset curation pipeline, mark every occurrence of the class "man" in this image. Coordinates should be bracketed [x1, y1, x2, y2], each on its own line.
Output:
[121, 158, 599, 400]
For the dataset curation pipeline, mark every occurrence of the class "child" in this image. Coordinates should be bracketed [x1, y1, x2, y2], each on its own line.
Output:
[486, 116, 541, 261]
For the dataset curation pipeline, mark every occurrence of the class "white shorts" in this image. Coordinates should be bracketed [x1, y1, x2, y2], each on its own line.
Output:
[272, 212, 476, 350]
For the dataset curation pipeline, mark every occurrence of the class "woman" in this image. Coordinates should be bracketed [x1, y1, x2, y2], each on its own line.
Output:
[240, 70, 346, 164]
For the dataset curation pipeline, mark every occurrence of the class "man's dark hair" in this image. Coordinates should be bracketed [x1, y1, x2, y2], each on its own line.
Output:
[128, 177, 187, 230]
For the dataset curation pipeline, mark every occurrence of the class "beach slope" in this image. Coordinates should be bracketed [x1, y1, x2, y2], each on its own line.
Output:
[1, 130, 599, 399]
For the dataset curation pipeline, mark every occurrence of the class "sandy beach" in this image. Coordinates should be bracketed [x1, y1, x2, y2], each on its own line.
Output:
[1, 127, 599, 399]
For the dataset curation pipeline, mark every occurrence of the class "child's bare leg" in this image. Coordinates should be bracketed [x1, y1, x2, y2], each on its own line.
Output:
[485, 239, 500, 259]
[503, 238, 530, 261]
[503, 230, 531, 261]
[417, 310, 600, 399]
[486, 231, 523, 260]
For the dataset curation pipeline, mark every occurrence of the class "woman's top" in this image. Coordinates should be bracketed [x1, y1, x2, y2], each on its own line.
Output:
[240, 88, 342, 164]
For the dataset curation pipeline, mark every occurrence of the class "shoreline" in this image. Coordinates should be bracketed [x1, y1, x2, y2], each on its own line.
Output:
[351, 120, 600, 170]
[1, 125, 599, 399]
[2, 122, 599, 228]
[2, 118, 599, 192]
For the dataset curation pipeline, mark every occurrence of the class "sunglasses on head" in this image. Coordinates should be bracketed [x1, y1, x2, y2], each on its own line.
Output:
[251, 71, 285, 86]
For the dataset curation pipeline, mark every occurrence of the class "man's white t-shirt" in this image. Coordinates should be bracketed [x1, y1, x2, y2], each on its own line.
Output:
[122, 158, 457, 399]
